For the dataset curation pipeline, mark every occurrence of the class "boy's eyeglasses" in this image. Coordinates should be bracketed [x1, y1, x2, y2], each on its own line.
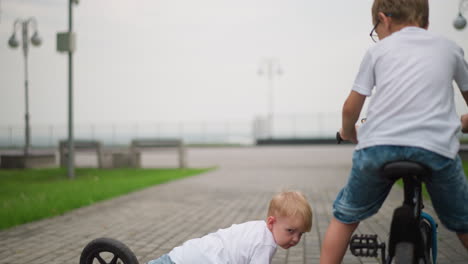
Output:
[370, 20, 380, 43]
[370, 13, 392, 43]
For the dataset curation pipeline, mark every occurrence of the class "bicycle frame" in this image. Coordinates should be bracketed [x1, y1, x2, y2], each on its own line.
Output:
[350, 161, 438, 264]
[385, 162, 433, 264]
[338, 132, 438, 264]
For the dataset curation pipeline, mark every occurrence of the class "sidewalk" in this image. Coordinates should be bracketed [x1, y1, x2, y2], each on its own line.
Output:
[0, 146, 467, 264]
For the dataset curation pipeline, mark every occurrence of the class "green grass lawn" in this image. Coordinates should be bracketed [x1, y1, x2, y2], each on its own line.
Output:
[0, 167, 212, 230]
[463, 161, 468, 178]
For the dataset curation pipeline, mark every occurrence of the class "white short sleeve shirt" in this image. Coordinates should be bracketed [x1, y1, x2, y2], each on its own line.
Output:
[353, 27, 468, 158]
[168, 220, 277, 264]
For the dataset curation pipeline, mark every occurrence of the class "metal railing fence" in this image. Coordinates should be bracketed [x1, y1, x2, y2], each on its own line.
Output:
[0, 113, 341, 148]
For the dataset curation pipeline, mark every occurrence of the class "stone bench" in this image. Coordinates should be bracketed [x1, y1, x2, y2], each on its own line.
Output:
[0, 150, 56, 169]
[59, 140, 107, 168]
[130, 139, 186, 168]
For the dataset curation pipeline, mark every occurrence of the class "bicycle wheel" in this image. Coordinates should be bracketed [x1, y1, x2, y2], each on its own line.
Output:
[419, 219, 433, 264]
[79, 237, 139, 264]
[394, 242, 414, 264]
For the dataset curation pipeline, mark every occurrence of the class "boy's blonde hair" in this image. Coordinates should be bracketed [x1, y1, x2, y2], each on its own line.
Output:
[372, 0, 429, 28]
[267, 190, 313, 232]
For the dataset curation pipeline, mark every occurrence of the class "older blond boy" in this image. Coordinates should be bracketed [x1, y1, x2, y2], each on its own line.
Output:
[148, 190, 312, 264]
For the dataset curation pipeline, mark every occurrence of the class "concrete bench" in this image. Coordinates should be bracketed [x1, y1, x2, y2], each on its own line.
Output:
[130, 139, 186, 168]
[0, 150, 56, 169]
[59, 140, 107, 168]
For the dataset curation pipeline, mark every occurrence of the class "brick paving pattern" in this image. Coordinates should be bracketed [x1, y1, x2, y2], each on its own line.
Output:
[0, 146, 467, 263]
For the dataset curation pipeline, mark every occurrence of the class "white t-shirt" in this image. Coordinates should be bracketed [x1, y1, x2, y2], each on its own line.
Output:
[353, 27, 468, 159]
[168, 220, 277, 264]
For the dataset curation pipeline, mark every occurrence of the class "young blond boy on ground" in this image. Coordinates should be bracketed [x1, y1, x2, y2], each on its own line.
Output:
[320, 0, 468, 263]
[147, 190, 312, 264]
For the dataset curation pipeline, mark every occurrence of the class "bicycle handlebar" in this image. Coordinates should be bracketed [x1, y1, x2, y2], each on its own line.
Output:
[336, 131, 344, 144]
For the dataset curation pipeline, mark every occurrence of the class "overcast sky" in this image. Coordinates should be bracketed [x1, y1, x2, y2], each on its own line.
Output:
[1, 0, 467, 127]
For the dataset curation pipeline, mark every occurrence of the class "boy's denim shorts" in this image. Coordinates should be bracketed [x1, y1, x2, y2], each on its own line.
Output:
[147, 254, 175, 264]
[333, 145, 468, 233]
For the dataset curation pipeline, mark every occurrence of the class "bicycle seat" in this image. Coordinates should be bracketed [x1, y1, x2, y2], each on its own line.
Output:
[381, 161, 431, 181]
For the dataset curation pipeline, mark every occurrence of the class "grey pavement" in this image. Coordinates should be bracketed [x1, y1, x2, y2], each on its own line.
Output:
[0, 145, 467, 264]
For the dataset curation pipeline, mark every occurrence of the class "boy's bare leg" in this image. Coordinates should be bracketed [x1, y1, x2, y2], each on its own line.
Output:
[320, 217, 359, 264]
[457, 233, 468, 250]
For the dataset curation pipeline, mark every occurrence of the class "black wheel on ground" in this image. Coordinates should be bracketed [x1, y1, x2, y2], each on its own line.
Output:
[79, 237, 139, 264]
[394, 242, 414, 264]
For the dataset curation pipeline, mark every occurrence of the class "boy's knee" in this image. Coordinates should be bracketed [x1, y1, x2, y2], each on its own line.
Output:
[457, 233, 468, 250]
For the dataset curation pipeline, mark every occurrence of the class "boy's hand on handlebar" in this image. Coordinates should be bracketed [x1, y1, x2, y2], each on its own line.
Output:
[339, 127, 358, 144]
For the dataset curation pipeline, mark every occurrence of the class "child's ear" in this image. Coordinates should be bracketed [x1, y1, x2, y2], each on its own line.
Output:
[378, 12, 390, 27]
[267, 216, 276, 230]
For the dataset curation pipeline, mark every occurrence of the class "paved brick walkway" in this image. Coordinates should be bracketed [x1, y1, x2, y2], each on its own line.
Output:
[0, 146, 467, 263]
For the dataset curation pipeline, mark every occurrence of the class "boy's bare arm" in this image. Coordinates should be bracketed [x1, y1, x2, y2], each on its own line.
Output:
[341, 91, 366, 143]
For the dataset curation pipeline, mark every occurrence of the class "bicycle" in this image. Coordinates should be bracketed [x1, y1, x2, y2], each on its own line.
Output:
[336, 132, 438, 264]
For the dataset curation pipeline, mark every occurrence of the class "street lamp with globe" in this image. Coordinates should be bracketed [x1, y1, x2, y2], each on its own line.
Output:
[454, 0, 468, 30]
[258, 58, 283, 139]
[8, 17, 42, 156]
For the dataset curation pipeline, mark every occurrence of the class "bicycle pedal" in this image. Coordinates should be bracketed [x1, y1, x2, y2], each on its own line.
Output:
[349, 234, 385, 257]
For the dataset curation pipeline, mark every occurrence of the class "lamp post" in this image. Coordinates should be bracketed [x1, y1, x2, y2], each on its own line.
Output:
[258, 58, 282, 139]
[57, 0, 79, 179]
[454, 0, 468, 30]
[8, 17, 42, 156]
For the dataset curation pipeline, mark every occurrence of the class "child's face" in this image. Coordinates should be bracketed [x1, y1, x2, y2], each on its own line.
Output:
[267, 215, 306, 249]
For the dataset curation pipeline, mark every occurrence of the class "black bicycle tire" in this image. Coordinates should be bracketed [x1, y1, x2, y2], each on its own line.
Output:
[420, 219, 433, 264]
[394, 242, 415, 264]
[79, 237, 139, 264]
